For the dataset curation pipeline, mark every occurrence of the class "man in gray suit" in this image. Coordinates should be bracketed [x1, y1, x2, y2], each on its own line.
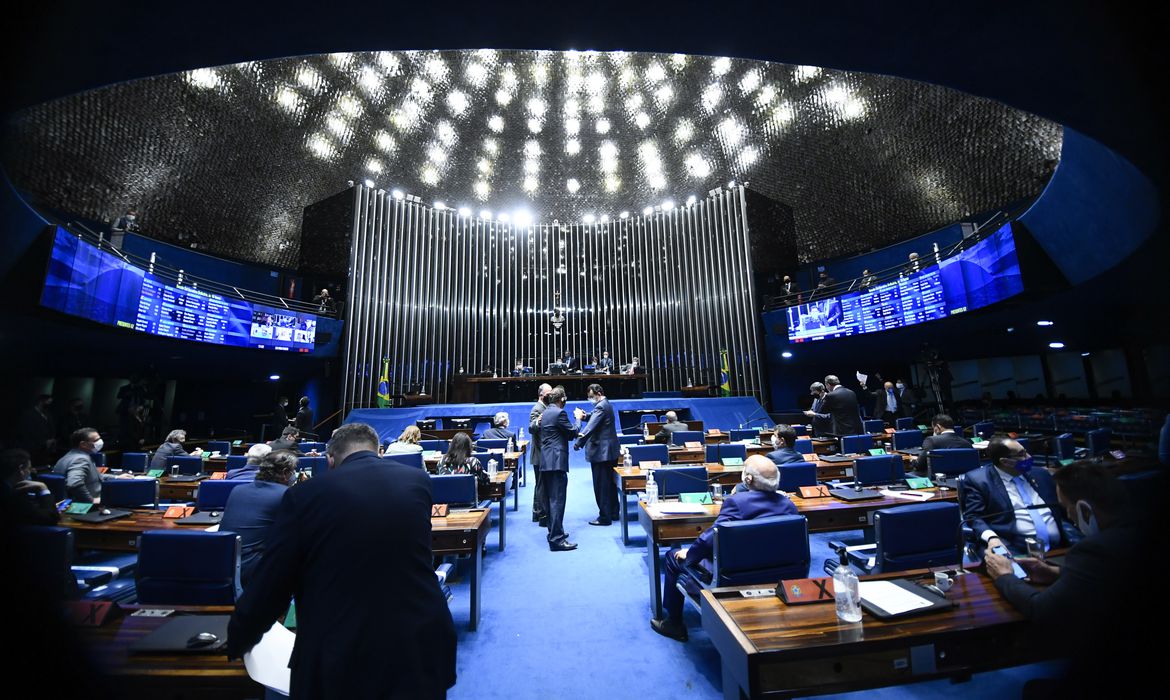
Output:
[528, 383, 552, 524]
[51, 427, 106, 502]
[658, 411, 689, 443]
[574, 383, 620, 526]
[539, 386, 579, 551]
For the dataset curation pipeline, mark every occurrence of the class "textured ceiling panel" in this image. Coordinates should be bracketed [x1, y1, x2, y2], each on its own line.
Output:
[2, 49, 1062, 269]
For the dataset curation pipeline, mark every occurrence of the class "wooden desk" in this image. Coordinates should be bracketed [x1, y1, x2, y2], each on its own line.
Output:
[478, 471, 514, 551]
[432, 508, 492, 630]
[637, 488, 958, 618]
[79, 605, 257, 699]
[666, 444, 772, 464]
[645, 420, 706, 437]
[452, 373, 643, 402]
[702, 568, 1049, 699]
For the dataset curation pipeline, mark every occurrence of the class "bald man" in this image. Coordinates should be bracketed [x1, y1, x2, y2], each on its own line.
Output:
[651, 456, 798, 641]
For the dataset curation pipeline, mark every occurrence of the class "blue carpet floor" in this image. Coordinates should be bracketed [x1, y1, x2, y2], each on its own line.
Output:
[439, 449, 1064, 699]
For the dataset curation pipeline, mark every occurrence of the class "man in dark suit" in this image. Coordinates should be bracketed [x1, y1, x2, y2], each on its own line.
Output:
[574, 383, 620, 526]
[805, 382, 834, 437]
[779, 275, 801, 305]
[874, 381, 903, 424]
[652, 456, 798, 641]
[227, 422, 456, 698]
[804, 375, 863, 436]
[270, 396, 289, 440]
[766, 424, 805, 466]
[913, 414, 972, 472]
[268, 426, 304, 455]
[528, 383, 551, 524]
[658, 411, 689, 443]
[538, 386, 578, 551]
[960, 437, 1071, 556]
[480, 412, 515, 442]
[561, 349, 577, 372]
[150, 428, 204, 469]
[597, 350, 614, 373]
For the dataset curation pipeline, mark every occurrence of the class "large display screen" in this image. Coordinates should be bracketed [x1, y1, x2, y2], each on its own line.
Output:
[41, 227, 316, 351]
[787, 222, 1023, 343]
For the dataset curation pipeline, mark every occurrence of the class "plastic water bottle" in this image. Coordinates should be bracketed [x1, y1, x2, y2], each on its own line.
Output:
[645, 470, 659, 505]
[487, 458, 498, 477]
[508, 437, 515, 454]
[833, 551, 862, 622]
[623, 450, 632, 469]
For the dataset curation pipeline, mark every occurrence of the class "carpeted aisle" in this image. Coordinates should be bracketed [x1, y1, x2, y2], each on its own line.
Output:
[441, 448, 1064, 699]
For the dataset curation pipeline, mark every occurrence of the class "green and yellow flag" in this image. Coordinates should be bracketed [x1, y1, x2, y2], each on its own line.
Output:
[376, 358, 391, 407]
[719, 349, 731, 397]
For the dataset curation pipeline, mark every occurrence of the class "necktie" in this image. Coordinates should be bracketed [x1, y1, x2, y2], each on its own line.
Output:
[1013, 475, 1051, 551]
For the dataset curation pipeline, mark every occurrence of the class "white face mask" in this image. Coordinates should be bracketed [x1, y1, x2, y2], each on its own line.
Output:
[896, 383, 905, 390]
[91, 438, 104, 453]
[771, 435, 781, 449]
[1074, 500, 1099, 537]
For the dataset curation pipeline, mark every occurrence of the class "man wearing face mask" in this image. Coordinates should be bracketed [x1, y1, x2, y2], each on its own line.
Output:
[110, 206, 139, 249]
[765, 424, 805, 466]
[960, 437, 1071, 556]
[875, 381, 903, 424]
[804, 382, 834, 437]
[574, 384, 620, 526]
[51, 427, 107, 503]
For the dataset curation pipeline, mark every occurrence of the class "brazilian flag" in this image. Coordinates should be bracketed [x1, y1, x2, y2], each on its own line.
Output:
[376, 358, 391, 407]
[719, 349, 731, 397]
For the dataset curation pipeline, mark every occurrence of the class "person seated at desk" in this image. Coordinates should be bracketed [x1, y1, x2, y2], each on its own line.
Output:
[480, 412, 515, 442]
[219, 450, 298, 587]
[51, 427, 108, 503]
[150, 429, 203, 470]
[597, 350, 614, 373]
[623, 356, 647, 375]
[911, 413, 972, 472]
[436, 432, 488, 489]
[268, 426, 304, 455]
[561, 349, 577, 372]
[226, 443, 272, 480]
[960, 437, 1073, 556]
[766, 424, 805, 466]
[652, 456, 797, 641]
[385, 425, 424, 454]
[511, 358, 526, 377]
[1, 448, 59, 525]
[658, 411, 689, 443]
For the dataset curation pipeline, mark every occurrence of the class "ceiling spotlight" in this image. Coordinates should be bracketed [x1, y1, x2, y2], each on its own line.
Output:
[728, 179, 736, 188]
[480, 209, 492, 219]
[1048, 342, 1065, 349]
[620, 211, 630, 219]
[497, 212, 510, 223]
[1006, 327, 1015, 333]
[1081, 352, 1091, 357]
[686, 195, 697, 206]
[268, 374, 281, 381]
[600, 215, 609, 223]
[434, 201, 446, 210]
[514, 210, 533, 227]
[1036, 320, 1054, 326]
[458, 206, 472, 217]
[662, 200, 674, 211]
[583, 214, 595, 224]
[642, 206, 653, 216]
[364, 179, 375, 188]
[391, 189, 404, 200]
[567, 178, 581, 193]
[781, 351, 793, 359]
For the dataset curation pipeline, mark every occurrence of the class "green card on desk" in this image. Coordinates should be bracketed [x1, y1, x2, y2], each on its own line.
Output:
[721, 457, 744, 466]
[680, 492, 713, 504]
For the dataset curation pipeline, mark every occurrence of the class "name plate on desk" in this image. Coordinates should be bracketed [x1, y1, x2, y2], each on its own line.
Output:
[802, 453, 819, 462]
[679, 492, 713, 504]
[777, 577, 835, 604]
[799, 485, 831, 498]
[164, 506, 195, 519]
[66, 502, 93, 514]
[684, 441, 703, 449]
[868, 448, 886, 456]
[147, 469, 165, 478]
[884, 428, 896, 434]
[97, 467, 108, 474]
[209, 472, 227, 480]
[721, 457, 744, 466]
[640, 461, 662, 469]
[431, 504, 450, 517]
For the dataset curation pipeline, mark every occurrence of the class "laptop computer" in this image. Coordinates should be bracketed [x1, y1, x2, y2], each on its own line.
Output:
[167, 474, 208, 483]
[819, 454, 855, 463]
[129, 615, 231, 654]
[828, 486, 884, 501]
[177, 510, 224, 525]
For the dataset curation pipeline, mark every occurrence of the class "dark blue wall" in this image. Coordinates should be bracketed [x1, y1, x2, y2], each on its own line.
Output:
[795, 222, 965, 287]
[121, 233, 281, 295]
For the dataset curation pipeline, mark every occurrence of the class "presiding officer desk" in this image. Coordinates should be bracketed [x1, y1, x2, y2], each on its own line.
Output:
[702, 566, 1052, 699]
[452, 372, 645, 402]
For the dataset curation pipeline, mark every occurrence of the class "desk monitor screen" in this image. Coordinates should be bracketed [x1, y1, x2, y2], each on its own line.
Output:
[547, 362, 566, 375]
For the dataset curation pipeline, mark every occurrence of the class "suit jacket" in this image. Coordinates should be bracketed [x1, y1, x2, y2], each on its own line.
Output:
[766, 447, 805, 465]
[538, 404, 577, 473]
[808, 396, 834, 437]
[685, 489, 797, 568]
[149, 441, 189, 469]
[873, 388, 903, 417]
[218, 479, 288, 586]
[922, 431, 972, 453]
[227, 451, 455, 698]
[575, 397, 619, 463]
[562, 355, 577, 371]
[597, 357, 614, 372]
[294, 407, 314, 433]
[52, 449, 103, 502]
[659, 420, 689, 442]
[819, 386, 863, 436]
[480, 427, 515, 441]
[528, 399, 547, 468]
[960, 465, 1069, 553]
[271, 404, 288, 433]
[268, 438, 303, 455]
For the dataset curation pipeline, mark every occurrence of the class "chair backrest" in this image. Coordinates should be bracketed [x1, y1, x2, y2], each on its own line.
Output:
[39, 472, 66, 501]
[672, 430, 704, 446]
[628, 444, 669, 466]
[841, 434, 874, 455]
[730, 429, 758, 442]
[383, 452, 424, 469]
[135, 530, 242, 605]
[705, 445, 720, 463]
[196, 480, 249, 510]
[100, 478, 159, 508]
[892, 429, 925, 451]
[121, 452, 150, 471]
[793, 438, 814, 455]
[929, 448, 981, 476]
[873, 502, 963, 573]
[974, 421, 996, 440]
[853, 455, 900, 486]
[167, 455, 204, 475]
[476, 439, 509, 451]
[298, 456, 328, 478]
[653, 466, 708, 497]
[1054, 433, 1076, 459]
[92, 452, 107, 467]
[792, 425, 809, 436]
[863, 419, 884, 434]
[420, 439, 449, 453]
[717, 443, 747, 462]
[298, 441, 325, 453]
[206, 440, 232, 455]
[777, 463, 818, 490]
[713, 514, 810, 585]
[896, 417, 916, 430]
[225, 455, 248, 471]
[1086, 428, 1111, 456]
[430, 474, 478, 505]
[639, 414, 657, 425]
[618, 434, 643, 446]
[20, 525, 75, 600]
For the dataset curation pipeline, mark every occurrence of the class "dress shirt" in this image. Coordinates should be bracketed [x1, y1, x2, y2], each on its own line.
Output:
[980, 467, 1060, 545]
[885, 390, 897, 413]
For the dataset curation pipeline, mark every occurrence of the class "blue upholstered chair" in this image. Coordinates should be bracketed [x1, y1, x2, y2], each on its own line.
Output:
[21, 526, 78, 599]
[430, 474, 478, 505]
[730, 429, 759, 442]
[852, 455, 902, 486]
[928, 448, 982, 476]
[298, 456, 328, 478]
[92, 452, 106, 467]
[973, 421, 996, 440]
[224, 455, 248, 472]
[793, 438, 814, 455]
[195, 480, 249, 511]
[39, 472, 66, 501]
[896, 417, 917, 430]
[864, 419, 884, 434]
[420, 439, 449, 453]
[892, 429, 925, 451]
[827, 502, 963, 575]
[1053, 433, 1076, 460]
[777, 463, 818, 491]
[167, 455, 204, 475]
[100, 478, 159, 508]
[627, 444, 670, 466]
[652, 466, 708, 497]
[792, 425, 809, 436]
[704, 444, 720, 463]
[639, 414, 658, 426]
[671, 430, 704, 446]
[206, 440, 231, 455]
[715, 443, 747, 463]
[298, 441, 325, 453]
[840, 434, 874, 455]
[383, 452, 424, 469]
[708, 514, 810, 585]
[1086, 428, 1112, 456]
[476, 438, 509, 451]
[121, 452, 150, 471]
[618, 434, 643, 446]
[135, 530, 242, 605]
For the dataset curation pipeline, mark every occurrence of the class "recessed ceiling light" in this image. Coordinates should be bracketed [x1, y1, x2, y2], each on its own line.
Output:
[1048, 342, 1065, 349]
[1036, 320, 1054, 326]
[781, 351, 793, 359]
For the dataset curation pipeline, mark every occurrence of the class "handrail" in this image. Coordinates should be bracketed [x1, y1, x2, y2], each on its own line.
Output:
[61, 220, 338, 317]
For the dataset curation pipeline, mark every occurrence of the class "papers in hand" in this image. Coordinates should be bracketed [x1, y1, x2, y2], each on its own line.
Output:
[244, 621, 295, 695]
[858, 580, 934, 615]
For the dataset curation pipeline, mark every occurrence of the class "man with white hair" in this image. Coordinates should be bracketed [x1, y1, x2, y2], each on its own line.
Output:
[226, 442, 273, 480]
[651, 455, 798, 641]
[149, 428, 203, 469]
[481, 411, 515, 441]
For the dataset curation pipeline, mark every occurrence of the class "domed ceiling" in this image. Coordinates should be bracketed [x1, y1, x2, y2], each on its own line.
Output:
[2, 48, 1062, 269]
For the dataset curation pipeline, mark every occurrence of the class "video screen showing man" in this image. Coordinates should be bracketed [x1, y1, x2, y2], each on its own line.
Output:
[250, 311, 274, 339]
[273, 314, 295, 342]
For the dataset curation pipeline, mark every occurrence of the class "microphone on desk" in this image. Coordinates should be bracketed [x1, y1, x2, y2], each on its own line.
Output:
[738, 406, 772, 430]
